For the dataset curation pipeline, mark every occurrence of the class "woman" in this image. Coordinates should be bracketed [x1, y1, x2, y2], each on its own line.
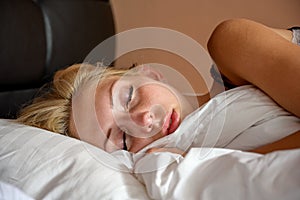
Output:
[16, 19, 300, 154]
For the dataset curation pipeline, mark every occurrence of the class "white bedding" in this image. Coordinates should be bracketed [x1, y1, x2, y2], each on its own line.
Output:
[0, 181, 34, 200]
[135, 148, 300, 199]
[0, 120, 149, 199]
[0, 85, 299, 199]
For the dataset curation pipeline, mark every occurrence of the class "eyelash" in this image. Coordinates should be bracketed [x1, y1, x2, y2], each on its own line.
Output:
[120, 86, 133, 151]
[126, 86, 133, 108]
[122, 131, 128, 151]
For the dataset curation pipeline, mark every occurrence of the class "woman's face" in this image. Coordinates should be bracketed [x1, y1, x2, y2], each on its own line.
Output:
[71, 69, 193, 153]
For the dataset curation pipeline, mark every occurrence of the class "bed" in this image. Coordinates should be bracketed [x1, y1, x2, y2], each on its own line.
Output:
[1, 85, 300, 199]
[1, 1, 300, 200]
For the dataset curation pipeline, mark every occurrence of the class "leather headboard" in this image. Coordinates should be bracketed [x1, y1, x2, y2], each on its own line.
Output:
[0, 0, 115, 118]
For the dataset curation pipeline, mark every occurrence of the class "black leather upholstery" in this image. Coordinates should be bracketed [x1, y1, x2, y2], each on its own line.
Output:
[0, 0, 115, 118]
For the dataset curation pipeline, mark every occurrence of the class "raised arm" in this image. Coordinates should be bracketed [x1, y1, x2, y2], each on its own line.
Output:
[207, 18, 300, 118]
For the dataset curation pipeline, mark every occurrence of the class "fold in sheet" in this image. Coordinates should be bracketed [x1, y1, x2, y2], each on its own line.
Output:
[135, 148, 300, 200]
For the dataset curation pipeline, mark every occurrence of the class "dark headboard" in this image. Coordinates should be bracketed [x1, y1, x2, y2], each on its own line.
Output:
[0, 0, 115, 118]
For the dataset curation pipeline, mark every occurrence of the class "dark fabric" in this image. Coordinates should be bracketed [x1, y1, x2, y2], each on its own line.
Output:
[0, 0, 115, 118]
[0, 0, 46, 89]
[0, 89, 38, 118]
[210, 64, 237, 90]
[38, 0, 115, 80]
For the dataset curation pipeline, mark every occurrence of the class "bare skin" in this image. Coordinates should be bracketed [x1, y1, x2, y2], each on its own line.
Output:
[207, 18, 300, 118]
[250, 130, 300, 154]
[150, 19, 300, 155]
[206, 18, 300, 154]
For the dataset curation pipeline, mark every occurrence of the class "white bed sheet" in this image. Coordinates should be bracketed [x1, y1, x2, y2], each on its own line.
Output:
[0, 85, 299, 199]
[135, 148, 300, 200]
[0, 120, 150, 200]
[119, 85, 300, 199]
[0, 181, 34, 200]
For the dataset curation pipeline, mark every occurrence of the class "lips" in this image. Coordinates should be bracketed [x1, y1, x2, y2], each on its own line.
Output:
[162, 109, 180, 136]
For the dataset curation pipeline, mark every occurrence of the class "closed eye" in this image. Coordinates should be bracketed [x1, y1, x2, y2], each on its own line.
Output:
[104, 128, 112, 151]
[126, 85, 133, 108]
[122, 131, 128, 151]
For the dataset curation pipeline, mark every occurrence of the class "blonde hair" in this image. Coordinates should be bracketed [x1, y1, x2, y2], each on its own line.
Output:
[16, 63, 130, 137]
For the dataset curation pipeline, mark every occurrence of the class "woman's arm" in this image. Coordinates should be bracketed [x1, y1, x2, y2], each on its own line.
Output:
[148, 131, 300, 155]
[207, 18, 300, 118]
[250, 130, 300, 154]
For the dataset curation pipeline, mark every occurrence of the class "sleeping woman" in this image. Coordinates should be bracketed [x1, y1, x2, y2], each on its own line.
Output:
[16, 18, 300, 155]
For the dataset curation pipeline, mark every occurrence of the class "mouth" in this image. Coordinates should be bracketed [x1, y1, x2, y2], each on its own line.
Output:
[162, 109, 180, 136]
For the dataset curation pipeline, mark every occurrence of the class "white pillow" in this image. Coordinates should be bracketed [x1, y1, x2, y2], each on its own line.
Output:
[0, 119, 149, 200]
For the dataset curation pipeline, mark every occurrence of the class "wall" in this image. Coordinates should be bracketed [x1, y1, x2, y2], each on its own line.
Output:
[110, 0, 300, 93]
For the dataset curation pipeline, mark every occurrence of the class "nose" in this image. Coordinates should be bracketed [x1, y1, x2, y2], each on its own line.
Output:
[130, 111, 153, 130]
[126, 104, 166, 136]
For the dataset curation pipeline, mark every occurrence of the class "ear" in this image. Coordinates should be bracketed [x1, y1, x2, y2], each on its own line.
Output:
[136, 65, 165, 82]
